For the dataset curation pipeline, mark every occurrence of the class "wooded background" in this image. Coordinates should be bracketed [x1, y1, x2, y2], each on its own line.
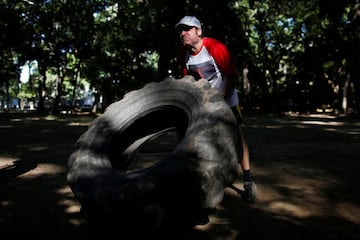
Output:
[1, 0, 359, 115]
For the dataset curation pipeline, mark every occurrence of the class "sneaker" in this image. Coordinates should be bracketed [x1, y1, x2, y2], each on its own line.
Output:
[243, 181, 258, 203]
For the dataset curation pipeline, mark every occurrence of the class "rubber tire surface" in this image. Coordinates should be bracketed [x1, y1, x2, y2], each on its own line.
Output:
[67, 76, 241, 230]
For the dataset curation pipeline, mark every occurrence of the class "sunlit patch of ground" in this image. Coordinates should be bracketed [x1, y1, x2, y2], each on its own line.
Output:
[1, 112, 359, 240]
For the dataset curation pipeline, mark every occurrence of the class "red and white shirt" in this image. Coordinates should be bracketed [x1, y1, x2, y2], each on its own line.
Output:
[179, 37, 239, 107]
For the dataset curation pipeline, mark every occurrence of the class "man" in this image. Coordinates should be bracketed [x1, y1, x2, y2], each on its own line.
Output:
[175, 16, 257, 203]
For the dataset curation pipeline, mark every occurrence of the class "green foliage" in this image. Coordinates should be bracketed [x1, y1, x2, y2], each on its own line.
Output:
[0, 0, 358, 113]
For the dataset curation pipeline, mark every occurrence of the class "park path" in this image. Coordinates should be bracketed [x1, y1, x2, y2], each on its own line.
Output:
[0, 112, 359, 239]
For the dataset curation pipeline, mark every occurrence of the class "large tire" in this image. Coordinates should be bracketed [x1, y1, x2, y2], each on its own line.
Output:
[67, 76, 241, 231]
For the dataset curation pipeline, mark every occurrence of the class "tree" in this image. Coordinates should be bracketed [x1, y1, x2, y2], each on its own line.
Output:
[1, 0, 358, 115]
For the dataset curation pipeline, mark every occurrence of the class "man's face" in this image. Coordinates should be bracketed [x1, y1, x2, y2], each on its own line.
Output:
[177, 25, 202, 48]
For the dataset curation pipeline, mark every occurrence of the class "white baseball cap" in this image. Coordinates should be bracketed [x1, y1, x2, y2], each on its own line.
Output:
[175, 16, 202, 29]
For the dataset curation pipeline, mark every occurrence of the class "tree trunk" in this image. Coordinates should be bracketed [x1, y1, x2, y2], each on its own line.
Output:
[37, 63, 47, 114]
[350, 1, 360, 114]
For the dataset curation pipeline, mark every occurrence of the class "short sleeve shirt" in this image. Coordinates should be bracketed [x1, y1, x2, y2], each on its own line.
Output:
[181, 37, 239, 107]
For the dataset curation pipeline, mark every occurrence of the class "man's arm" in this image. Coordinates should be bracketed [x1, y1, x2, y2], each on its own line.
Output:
[204, 38, 239, 97]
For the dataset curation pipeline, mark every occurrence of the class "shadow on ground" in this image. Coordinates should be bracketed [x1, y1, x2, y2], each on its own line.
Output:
[0, 111, 359, 239]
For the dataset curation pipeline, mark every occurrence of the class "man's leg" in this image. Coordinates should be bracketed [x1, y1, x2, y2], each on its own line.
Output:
[238, 125, 257, 203]
[231, 104, 257, 203]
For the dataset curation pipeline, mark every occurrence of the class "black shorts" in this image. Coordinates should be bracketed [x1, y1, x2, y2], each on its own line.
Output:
[231, 105, 243, 125]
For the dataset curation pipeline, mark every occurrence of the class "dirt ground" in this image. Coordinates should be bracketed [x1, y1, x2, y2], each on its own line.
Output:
[0, 111, 360, 240]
